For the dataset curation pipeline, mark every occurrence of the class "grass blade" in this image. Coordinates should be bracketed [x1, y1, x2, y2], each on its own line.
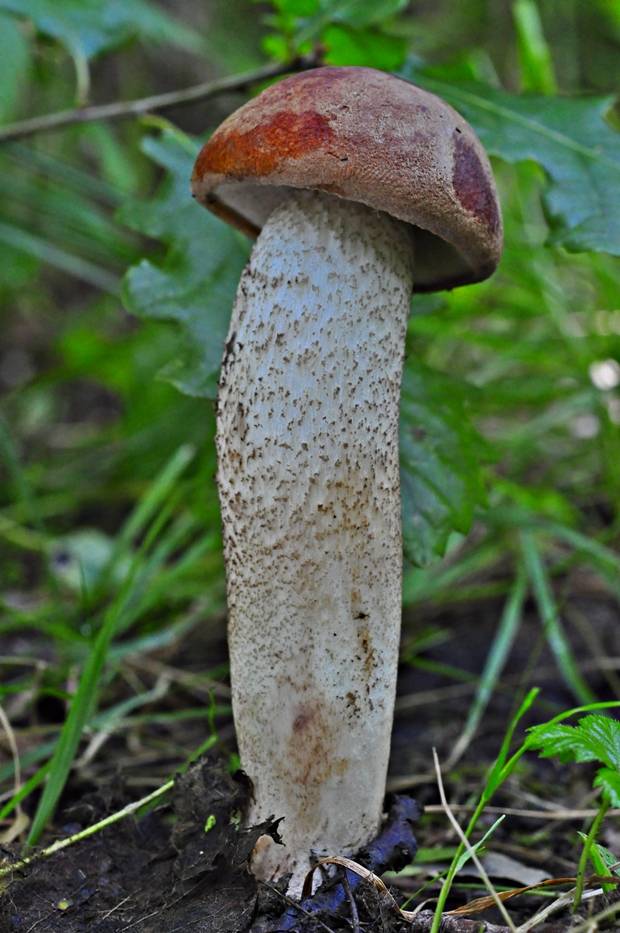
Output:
[0, 221, 118, 293]
[520, 530, 595, 704]
[26, 598, 125, 844]
[430, 687, 540, 932]
[26, 447, 195, 845]
[446, 569, 527, 768]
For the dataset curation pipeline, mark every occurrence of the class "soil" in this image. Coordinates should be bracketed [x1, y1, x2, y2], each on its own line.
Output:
[1, 589, 619, 932]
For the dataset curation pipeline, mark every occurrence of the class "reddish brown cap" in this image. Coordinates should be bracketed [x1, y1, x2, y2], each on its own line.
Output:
[191, 66, 502, 292]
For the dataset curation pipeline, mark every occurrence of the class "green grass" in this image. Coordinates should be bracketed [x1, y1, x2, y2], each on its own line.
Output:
[0, 0, 619, 927]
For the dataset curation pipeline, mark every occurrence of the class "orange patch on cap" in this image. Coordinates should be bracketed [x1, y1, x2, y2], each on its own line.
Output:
[194, 109, 336, 180]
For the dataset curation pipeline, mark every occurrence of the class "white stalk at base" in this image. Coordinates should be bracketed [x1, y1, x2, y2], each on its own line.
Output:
[216, 190, 414, 894]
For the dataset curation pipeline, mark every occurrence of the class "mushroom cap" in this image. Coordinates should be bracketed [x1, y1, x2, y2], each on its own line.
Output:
[191, 66, 502, 292]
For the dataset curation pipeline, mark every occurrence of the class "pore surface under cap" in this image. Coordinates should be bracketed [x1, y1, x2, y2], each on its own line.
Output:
[191, 65, 503, 291]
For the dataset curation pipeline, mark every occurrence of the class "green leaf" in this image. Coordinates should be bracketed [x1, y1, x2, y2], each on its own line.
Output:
[0, 0, 202, 62]
[581, 715, 620, 770]
[293, 0, 407, 41]
[317, 0, 408, 27]
[495, 478, 578, 525]
[0, 12, 30, 122]
[323, 23, 408, 69]
[267, 0, 320, 16]
[577, 834, 620, 886]
[120, 129, 249, 399]
[286, 0, 408, 60]
[403, 65, 620, 256]
[594, 769, 620, 808]
[528, 714, 620, 771]
[454, 814, 505, 872]
[400, 363, 487, 566]
[527, 724, 594, 762]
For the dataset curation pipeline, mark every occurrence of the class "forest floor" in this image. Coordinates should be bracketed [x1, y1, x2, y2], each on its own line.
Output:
[1, 590, 619, 932]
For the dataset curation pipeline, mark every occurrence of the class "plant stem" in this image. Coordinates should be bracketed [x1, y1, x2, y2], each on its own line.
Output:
[573, 798, 609, 912]
[0, 779, 174, 878]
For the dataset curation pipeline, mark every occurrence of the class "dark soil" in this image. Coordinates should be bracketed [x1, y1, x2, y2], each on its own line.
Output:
[0, 764, 502, 933]
[1, 591, 619, 932]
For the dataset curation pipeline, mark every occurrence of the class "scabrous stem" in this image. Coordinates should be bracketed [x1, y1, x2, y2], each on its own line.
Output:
[216, 190, 414, 894]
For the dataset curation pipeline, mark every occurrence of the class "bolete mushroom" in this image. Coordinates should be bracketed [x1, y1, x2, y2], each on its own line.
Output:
[191, 65, 502, 894]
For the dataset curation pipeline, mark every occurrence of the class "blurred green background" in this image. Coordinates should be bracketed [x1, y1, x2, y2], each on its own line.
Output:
[0, 0, 619, 846]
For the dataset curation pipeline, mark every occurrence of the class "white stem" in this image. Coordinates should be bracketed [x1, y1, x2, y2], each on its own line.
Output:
[216, 190, 414, 894]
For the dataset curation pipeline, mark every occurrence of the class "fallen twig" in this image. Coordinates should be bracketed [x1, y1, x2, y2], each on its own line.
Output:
[422, 803, 620, 822]
[448, 875, 619, 917]
[408, 915, 511, 932]
[0, 53, 321, 144]
[515, 886, 604, 932]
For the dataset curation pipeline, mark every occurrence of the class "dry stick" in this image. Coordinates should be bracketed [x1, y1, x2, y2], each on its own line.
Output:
[341, 869, 361, 933]
[99, 895, 134, 923]
[569, 898, 620, 933]
[432, 749, 517, 933]
[0, 703, 23, 843]
[128, 655, 231, 699]
[410, 915, 510, 932]
[422, 803, 620, 821]
[0, 54, 320, 144]
[514, 886, 603, 933]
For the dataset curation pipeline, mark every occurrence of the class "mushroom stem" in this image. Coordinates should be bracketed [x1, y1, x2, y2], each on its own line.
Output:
[216, 190, 414, 894]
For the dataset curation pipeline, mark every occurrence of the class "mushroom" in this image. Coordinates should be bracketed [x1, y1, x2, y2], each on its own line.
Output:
[191, 65, 502, 894]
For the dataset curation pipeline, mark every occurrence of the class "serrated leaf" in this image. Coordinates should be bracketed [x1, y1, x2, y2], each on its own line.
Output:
[120, 130, 249, 399]
[579, 715, 620, 770]
[594, 769, 620, 808]
[400, 363, 486, 566]
[528, 714, 620, 770]
[527, 723, 594, 763]
[403, 64, 620, 256]
[0, 0, 202, 61]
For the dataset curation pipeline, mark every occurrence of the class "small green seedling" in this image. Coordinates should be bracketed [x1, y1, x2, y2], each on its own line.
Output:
[527, 713, 620, 910]
[576, 833, 620, 895]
